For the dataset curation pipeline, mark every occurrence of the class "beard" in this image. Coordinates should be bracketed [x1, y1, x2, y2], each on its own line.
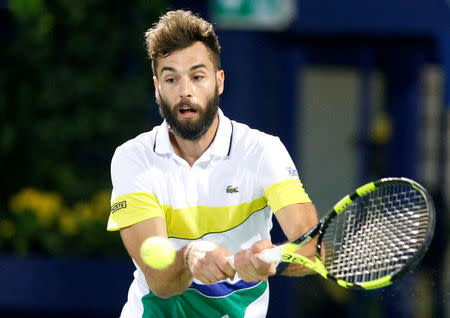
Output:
[156, 88, 220, 141]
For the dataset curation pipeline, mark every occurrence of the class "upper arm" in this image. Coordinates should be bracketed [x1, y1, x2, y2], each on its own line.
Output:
[108, 144, 163, 231]
[109, 146, 170, 282]
[257, 135, 314, 237]
[108, 143, 193, 297]
[275, 202, 318, 241]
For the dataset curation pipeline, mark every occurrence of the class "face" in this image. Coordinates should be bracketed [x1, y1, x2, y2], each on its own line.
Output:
[154, 42, 224, 140]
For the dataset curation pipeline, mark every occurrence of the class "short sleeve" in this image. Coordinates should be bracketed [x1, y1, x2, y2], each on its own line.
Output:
[107, 144, 163, 231]
[259, 136, 311, 213]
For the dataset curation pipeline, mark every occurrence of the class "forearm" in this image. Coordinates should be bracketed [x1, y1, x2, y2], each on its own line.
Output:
[277, 239, 324, 277]
[275, 203, 320, 277]
[119, 219, 194, 298]
[143, 246, 193, 298]
[120, 218, 234, 297]
[143, 240, 236, 296]
[279, 263, 315, 277]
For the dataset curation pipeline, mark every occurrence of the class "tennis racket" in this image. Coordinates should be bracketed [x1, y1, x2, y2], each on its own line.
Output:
[227, 177, 435, 290]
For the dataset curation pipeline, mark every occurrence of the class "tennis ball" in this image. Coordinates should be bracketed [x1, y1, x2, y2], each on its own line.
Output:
[140, 236, 176, 270]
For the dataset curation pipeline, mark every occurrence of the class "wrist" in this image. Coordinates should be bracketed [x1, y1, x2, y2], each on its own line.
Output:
[184, 240, 216, 268]
[184, 242, 194, 267]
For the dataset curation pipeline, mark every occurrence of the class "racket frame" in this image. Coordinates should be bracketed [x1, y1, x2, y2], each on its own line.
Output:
[274, 177, 435, 290]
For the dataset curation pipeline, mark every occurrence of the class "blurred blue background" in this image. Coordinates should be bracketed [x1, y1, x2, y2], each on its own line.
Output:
[0, 0, 449, 317]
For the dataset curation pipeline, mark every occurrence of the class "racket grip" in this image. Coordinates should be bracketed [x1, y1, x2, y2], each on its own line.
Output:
[258, 245, 283, 263]
[225, 246, 283, 269]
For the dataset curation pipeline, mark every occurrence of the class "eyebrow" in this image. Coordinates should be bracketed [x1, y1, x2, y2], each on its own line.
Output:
[160, 64, 208, 75]
[190, 64, 207, 71]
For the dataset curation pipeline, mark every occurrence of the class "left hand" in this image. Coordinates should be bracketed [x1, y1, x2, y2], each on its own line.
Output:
[233, 239, 277, 282]
[186, 241, 236, 285]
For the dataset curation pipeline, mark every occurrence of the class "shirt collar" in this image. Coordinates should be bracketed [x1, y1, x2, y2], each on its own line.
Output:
[153, 120, 172, 155]
[209, 108, 233, 157]
[153, 108, 233, 158]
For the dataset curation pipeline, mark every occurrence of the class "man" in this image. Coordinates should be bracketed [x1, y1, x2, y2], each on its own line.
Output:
[107, 9, 319, 318]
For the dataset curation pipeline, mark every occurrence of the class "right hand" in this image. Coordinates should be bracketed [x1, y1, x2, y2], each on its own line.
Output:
[233, 239, 277, 282]
[185, 241, 236, 285]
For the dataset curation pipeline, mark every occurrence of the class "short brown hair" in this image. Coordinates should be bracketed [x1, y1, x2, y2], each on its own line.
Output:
[145, 10, 221, 76]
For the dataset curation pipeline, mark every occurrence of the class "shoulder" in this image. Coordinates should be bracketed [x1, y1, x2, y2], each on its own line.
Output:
[111, 125, 160, 168]
[230, 120, 283, 154]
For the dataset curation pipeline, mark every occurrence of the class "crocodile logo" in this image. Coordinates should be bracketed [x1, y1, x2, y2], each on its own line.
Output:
[226, 185, 239, 193]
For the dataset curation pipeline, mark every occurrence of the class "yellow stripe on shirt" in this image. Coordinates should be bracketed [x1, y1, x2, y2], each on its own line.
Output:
[164, 197, 266, 239]
[108, 192, 163, 231]
[109, 179, 309, 235]
[264, 179, 311, 213]
[108, 193, 267, 239]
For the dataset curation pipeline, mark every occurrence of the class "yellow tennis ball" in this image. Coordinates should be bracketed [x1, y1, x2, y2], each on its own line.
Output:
[140, 236, 176, 270]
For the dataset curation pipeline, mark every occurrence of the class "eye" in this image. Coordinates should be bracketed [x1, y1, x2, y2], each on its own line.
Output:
[165, 77, 176, 83]
[193, 75, 204, 81]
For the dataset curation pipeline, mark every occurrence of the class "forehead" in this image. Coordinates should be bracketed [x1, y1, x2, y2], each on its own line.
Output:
[156, 42, 214, 75]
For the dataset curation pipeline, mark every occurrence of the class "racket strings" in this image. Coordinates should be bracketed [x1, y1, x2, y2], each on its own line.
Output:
[323, 183, 430, 284]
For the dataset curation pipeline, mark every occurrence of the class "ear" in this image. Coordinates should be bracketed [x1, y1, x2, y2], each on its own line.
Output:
[153, 76, 159, 99]
[216, 70, 225, 95]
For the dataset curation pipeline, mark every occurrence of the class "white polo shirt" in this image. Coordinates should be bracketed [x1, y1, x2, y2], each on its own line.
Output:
[108, 109, 310, 318]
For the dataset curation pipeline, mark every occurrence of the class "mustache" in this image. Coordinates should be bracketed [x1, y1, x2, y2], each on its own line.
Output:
[174, 99, 201, 111]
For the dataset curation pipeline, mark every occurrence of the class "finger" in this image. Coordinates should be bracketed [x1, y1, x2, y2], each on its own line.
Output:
[189, 263, 210, 284]
[206, 262, 229, 283]
[249, 255, 276, 278]
[239, 258, 262, 282]
[250, 239, 274, 253]
[204, 253, 233, 281]
[246, 266, 271, 282]
[190, 256, 218, 285]
[251, 254, 273, 271]
[191, 268, 213, 285]
[234, 249, 266, 282]
[234, 249, 252, 272]
[262, 262, 277, 277]
[194, 267, 218, 285]
[219, 261, 236, 279]
[236, 266, 256, 282]
[207, 265, 229, 282]
[202, 256, 232, 283]
[240, 267, 263, 282]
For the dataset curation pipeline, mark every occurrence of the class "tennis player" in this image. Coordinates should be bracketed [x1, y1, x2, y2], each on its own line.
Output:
[107, 10, 319, 318]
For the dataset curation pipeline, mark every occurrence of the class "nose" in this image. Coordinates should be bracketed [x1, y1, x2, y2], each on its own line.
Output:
[179, 77, 192, 98]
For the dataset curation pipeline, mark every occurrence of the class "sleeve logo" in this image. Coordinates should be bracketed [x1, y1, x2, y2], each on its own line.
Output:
[111, 200, 127, 213]
[288, 167, 299, 177]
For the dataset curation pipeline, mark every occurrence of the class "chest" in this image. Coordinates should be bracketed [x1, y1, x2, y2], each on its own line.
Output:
[148, 158, 262, 208]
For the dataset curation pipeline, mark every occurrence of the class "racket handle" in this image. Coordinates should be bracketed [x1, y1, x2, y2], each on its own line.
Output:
[225, 246, 283, 269]
[258, 245, 283, 263]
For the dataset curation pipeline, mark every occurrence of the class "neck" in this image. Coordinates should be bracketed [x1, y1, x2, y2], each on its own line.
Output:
[169, 114, 219, 166]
